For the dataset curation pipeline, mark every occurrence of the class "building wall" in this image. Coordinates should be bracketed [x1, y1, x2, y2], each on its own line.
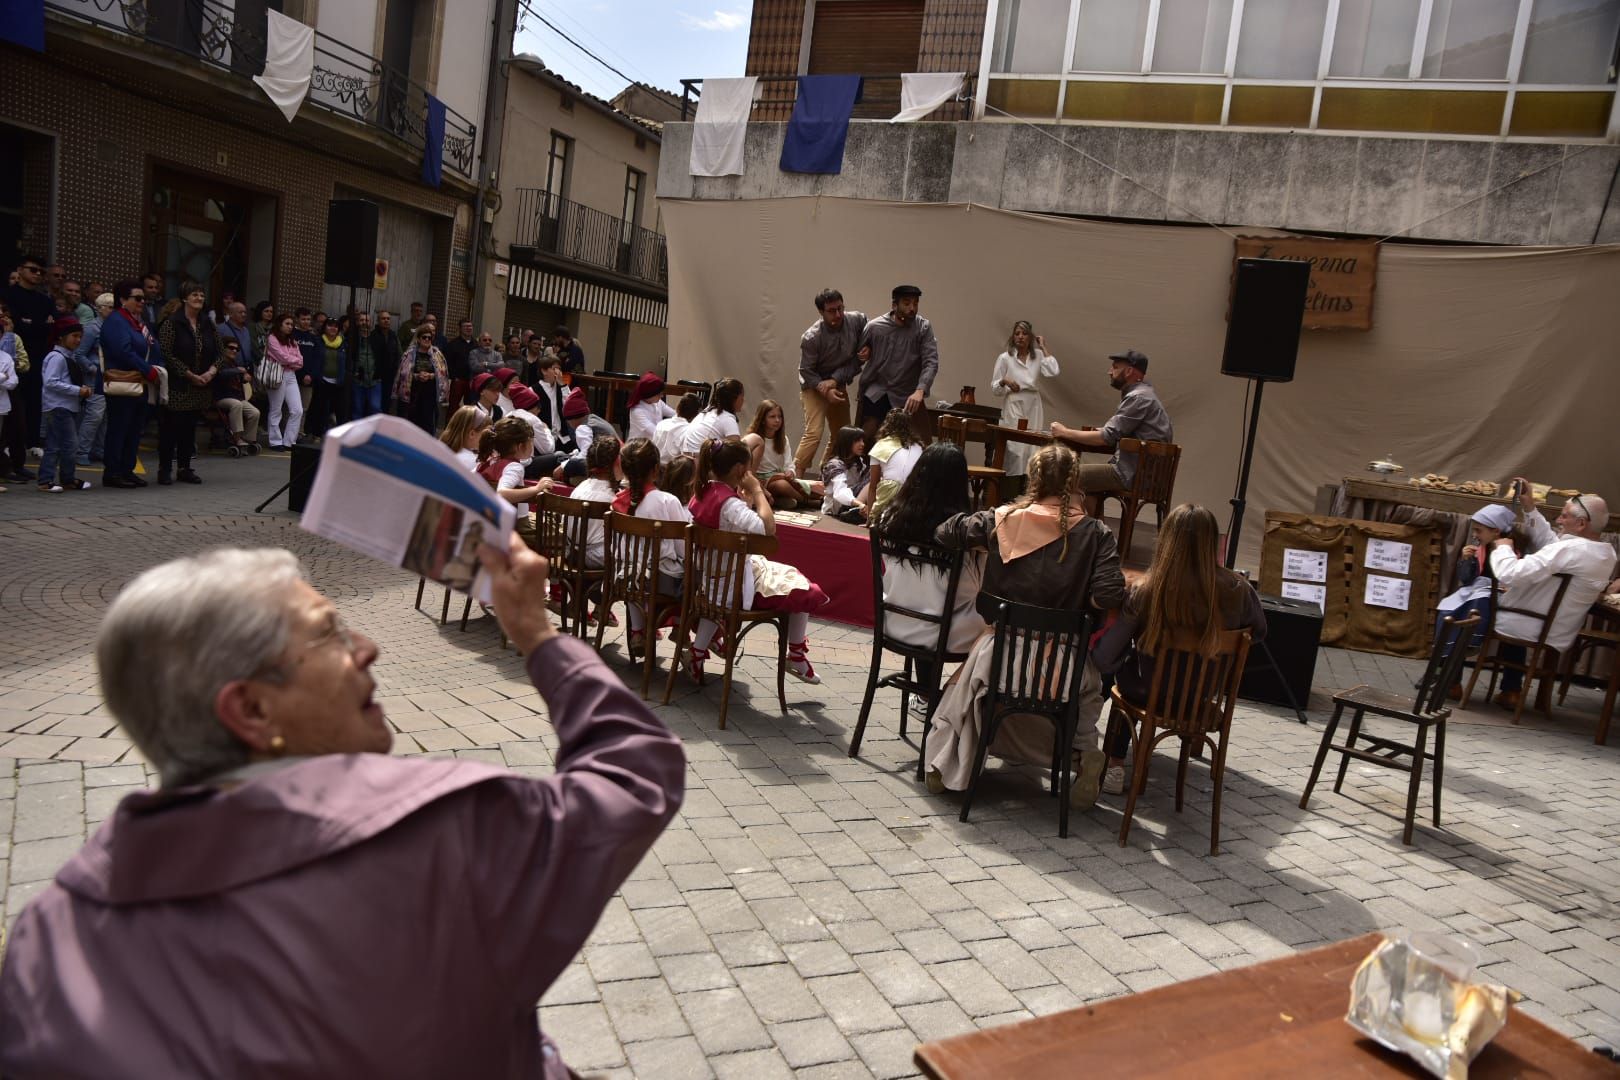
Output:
[433, 0, 495, 155]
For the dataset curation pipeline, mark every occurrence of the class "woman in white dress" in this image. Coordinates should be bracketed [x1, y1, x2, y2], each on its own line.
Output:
[990, 321, 1060, 480]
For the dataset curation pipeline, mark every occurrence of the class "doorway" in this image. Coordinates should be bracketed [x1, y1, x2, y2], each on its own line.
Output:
[147, 167, 273, 305]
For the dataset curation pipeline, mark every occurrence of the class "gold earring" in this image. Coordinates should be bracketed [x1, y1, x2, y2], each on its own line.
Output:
[269, 734, 286, 754]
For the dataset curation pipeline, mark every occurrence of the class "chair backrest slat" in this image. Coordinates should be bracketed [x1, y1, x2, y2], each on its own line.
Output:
[1140, 629, 1252, 738]
[984, 598, 1094, 712]
[870, 533, 967, 660]
[1415, 612, 1482, 715]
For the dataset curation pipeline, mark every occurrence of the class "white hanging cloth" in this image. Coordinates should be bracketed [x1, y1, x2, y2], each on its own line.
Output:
[690, 77, 759, 177]
[890, 72, 965, 122]
[253, 10, 316, 122]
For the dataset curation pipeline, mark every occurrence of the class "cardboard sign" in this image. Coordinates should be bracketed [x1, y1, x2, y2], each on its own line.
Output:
[1234, 236, 1377, 331]
[1283, 548, 1329, 584]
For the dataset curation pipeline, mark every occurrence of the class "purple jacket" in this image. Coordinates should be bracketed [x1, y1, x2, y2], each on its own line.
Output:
[0, 635, 684, 1078]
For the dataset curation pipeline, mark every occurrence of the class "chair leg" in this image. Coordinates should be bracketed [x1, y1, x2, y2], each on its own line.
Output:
[414, 576, 426, 611]
[1597, 667, 1618, 746]
[1057, 712, 1076, 839]
[1209, 730, 1231, 856]
[1431, 718, 1446, 828]
[1402, 722, 1429, 846]
[1511, 649, 1537, 725]
[775, 618, 788, 715]
[1174, 738, 1191, 813]
[662, 613, 692, 706]
[1118, 719, 1154, 848]
[1117, 501, 1136, 562]
[458, 595, 473, 632]
[593, 594, 610, 653]
[1333, 709, 1365, 794]
[717, 644, 737, 731]
[959, 701, 999, 824]
[849, 638, 886, 759]
[1299, 701, 1344, 809]
[639, 607, 661, 701]
[899, 657, 912, 739]
[1461, 639, 1488, 707]
[439, 585, 451, 626]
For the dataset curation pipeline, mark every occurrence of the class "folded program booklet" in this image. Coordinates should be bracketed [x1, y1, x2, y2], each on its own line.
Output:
[300, 414, 514, 604]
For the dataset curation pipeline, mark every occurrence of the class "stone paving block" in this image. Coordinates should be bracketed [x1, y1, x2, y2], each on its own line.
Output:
[855, 949, 949, 1007]
[850, 1026, 923, 1079]
[658, 951, 737, 994]
[712, 1048, 797, 1080]
[769, 1018, 858, 1069]
[597, 977, 691, 1043]
[677, 987, 774, 1055]
[624, 1035, 713, 1079]
[9, 834, 81, 884]
[927, 958, 1025, 1018]
[709, 929, 788, 969]
[808, 971, 906, 1035]
[829, 918, 902, 956]
[586, 941, 663, 984]
[735, 963, 829, 1024]
[751, 895, 830, 944]
[543, 963, 600, 1006]
[785, 939, 860, 978]
[12, 780, 83, 843]
[539, 1002, 626, 1071]
[632, 905, 713, 958]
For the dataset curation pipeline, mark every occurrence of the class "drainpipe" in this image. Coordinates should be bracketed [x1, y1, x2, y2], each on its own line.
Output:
[468, 0, 518, 316]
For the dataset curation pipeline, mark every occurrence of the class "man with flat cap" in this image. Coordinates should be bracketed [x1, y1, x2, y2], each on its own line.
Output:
[1051, 348, 1173, 517]
[856, 284, 938, 441]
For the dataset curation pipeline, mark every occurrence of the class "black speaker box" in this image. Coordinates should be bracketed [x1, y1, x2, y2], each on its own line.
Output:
[1221, 257, 1310, 383]
[287, 443, 322, 514]
[1239, 593, 1323, 708]
[324, 199, 380, 289]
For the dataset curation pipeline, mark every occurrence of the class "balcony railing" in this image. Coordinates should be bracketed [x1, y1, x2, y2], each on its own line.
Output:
[513, 189, 668, 290]
[45, 0, 477, 180]
[678, 73, 978, 121]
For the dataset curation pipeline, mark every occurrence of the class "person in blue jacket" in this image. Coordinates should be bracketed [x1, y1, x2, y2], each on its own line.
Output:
[99, 280, 161, 489]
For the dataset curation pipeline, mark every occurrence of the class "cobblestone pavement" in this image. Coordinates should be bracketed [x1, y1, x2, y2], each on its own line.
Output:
[3, 456, 1619, 1077]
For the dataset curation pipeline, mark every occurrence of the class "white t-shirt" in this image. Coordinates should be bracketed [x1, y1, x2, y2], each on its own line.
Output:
[629, 399, 676, 444]
[718, 494, 765, 607]
[653, 416, 689, 462]
[506, 408, 555, 454]
[680, 409, 740, 455]
[571, 476, 617, 568]
[757, 438, 791, 476]
[496, 461, 527, 490]
[454, 448, 477, 470]
[632, 488, 692, 579]
[883, 547, 987, 652]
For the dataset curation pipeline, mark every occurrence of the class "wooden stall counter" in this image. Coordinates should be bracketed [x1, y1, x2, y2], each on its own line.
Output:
[915, 933, 1614, 1080]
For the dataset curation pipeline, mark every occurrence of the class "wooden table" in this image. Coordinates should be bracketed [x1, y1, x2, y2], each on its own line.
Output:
[1341, 476, 1620, 533]
[915, 933, 1613, 1079]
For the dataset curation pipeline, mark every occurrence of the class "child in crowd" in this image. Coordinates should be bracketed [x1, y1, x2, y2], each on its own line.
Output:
[626, 372, 676, 444]
[679, 378, 744, 455]
[687, 439, 830, 684]
[440, 405, 488, 470]
[0, 331, 14, 493]
[571, 434, 622, 626]
[821, 425, 869, 523]
[613, 437, 692, 658]
[476, 415, 550, 507]
[660, 454, 697, 503]
[864, 408, 923, 520]
[554, 388, 616, 483]
[744, 399, 823, 509]
[40, 317, 92, 492]
[655, 394, 702, 463]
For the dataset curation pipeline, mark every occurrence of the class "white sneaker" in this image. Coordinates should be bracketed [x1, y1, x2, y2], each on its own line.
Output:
[1102, 763, 1127, 796]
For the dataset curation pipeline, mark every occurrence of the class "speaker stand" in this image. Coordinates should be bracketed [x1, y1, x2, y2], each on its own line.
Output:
[255, 445, 321, 514]
[1250, 636, 1310, 725]
[1225, 377, 1266, 572]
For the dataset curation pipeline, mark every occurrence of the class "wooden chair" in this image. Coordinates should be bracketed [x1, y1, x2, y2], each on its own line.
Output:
[959, 599, 1095, 838]
[661, 523, 790, 729]
[1301, 613, 1481, 845]
[849, 534, 972, 776]
[937, 415, 1006, 509]
[535, 492, 611, 639]
[1111, 628, 1251, 855]
[598, 512, 689, 699]
[1461, 573, 1572, 725]
[414, 576, 478, 632]
[1555, 619, 1619, 746]
[1094, 438, 1180, 560]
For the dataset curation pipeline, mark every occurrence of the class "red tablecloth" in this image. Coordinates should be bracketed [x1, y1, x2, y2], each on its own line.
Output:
[775, 521, 874, 628]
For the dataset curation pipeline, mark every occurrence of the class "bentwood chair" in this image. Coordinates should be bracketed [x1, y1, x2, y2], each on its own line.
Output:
[414, 577, 478, 632]
[959, 599, 1095, 839]
[1301, 613, 1480, 845]
[1111, 628, 1251, 855]
[1461, 573, 1572, 725]
[1094, 438, 1181, 562]
[599, 512, 689, 698]
[535, 492, 610, 639]
[848, 534, 972, 777]
[1555, 612, 1619, 746]
[662, 523, 791, 729]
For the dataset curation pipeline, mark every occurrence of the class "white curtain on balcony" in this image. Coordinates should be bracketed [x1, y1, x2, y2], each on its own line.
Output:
[690, 77, 759, 177]
[253, 10, 316, 122]
[890, 73, 965, 122]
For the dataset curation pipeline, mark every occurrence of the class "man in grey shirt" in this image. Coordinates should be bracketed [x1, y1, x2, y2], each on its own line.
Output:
[856, 284, 939, 440]
[1051, 349, 1173, 517]
[795, 288, 867, 475]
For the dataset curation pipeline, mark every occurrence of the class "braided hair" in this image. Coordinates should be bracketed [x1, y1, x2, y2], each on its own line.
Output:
[620, 438, 660, 514]
[1019, 443, 1082, 562]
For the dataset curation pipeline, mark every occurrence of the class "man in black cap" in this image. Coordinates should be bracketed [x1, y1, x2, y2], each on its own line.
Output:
[855, 284, 938, 441]
[1051, 348, 1173, 517]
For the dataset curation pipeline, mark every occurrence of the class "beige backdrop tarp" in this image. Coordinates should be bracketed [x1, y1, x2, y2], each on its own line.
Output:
[660, 197, 1620, 567]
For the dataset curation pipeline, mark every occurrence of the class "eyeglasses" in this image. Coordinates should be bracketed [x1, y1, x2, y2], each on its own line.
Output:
[20, 265, 41, 274]
[1569, 495, 1590, 522]
[304, 613, 361, 656]
[127, 293, 145, 301]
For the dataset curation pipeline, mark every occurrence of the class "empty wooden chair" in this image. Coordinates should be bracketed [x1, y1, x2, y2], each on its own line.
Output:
[1111, 627, 1251, 855]
[1094, 438, 1180, 560]
[1461, 573, 1572, 725]
[598, 512, 689, 698]
[1301, 613, 1481, 845]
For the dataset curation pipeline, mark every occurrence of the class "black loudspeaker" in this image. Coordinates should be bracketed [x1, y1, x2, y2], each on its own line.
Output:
[1239, 593, 1323, 708]
[287, 443, 322, 514]
[324, 199, 380, 288]
[1221, 257, 1310, 383]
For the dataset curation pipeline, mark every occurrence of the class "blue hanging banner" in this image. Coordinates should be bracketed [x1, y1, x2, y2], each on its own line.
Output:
[421, 94, 446, 188]
[780, 75, 862, 175]
[0, 0, 46, 51]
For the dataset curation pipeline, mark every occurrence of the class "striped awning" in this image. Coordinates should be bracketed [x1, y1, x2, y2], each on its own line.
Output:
[508, 265, 668, 328]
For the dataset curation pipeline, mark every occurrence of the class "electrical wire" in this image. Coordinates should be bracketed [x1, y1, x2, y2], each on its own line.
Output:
[514, 0, 636, 90]
[532, 0, 657, 90]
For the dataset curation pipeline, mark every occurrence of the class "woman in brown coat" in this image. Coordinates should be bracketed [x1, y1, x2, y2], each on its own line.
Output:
[155, 280, 219, 484]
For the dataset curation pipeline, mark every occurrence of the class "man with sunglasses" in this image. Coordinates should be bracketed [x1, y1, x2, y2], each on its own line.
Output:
[1488, 479, 1616, 710]
[5, 256, 57, 462]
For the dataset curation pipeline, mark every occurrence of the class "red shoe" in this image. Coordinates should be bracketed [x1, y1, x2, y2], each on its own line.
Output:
[592, 607, 620, 628]
[686, 645, 709, 685]
[787, 640, 820, 684]
[710, 625, 732, 659]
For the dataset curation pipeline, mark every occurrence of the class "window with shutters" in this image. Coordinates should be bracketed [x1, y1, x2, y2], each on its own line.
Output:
[806, 0, 926, 118]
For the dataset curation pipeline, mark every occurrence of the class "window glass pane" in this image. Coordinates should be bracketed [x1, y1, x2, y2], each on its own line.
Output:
[1420, 0, 1519, 79]
[1072, 0, 1151, 73]
[1152, 0, 1234, 73]
[992, 0, 1071, 73]
[1234, 0, 1330, 79]
[1330, 0, 1421, 77]
[1520, 0, 1620, 84]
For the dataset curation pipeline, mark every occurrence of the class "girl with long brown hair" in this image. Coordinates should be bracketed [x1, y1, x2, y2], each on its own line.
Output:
[743, 398, 822, 508]
[611, 437, 692, 657]
[924, 443, 1126, 808]
[1092, 503, 1267, 794]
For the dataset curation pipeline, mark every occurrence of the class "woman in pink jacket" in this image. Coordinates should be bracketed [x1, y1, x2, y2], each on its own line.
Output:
[0, 542, 684, 1078]
[262, 311, 305, 450]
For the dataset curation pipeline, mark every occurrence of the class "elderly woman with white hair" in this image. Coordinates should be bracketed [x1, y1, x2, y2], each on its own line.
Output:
[0, 542, 684, 1077]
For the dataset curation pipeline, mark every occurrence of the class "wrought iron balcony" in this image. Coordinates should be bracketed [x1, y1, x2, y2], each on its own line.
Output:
[513, 189, 668, 291]
[46, 0, 477, 180]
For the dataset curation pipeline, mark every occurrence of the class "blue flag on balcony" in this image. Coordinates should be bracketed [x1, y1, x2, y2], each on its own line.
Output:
[422, 94, 446, 188]
[780, 75, 862, 175]
[0, 0, 46, 51]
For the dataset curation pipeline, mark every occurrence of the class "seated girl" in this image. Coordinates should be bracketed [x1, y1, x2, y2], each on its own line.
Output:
[1431, 504, 1517, 692]
[924, 443, 1126, 809]
[476, 416, 552, 550]
[440, 405, 489, 470]
[743, 398, 823, 509]
[864, 408, 924, 520]
[821, 426, 869, 523]
[612, 438, 691, 658]
[871, 443, 987, 657]
[687, 440, 830, 685]
[570, 435, 621, 626]
[1091, 504, 1268, 796]
[679, 377, 745, 455]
